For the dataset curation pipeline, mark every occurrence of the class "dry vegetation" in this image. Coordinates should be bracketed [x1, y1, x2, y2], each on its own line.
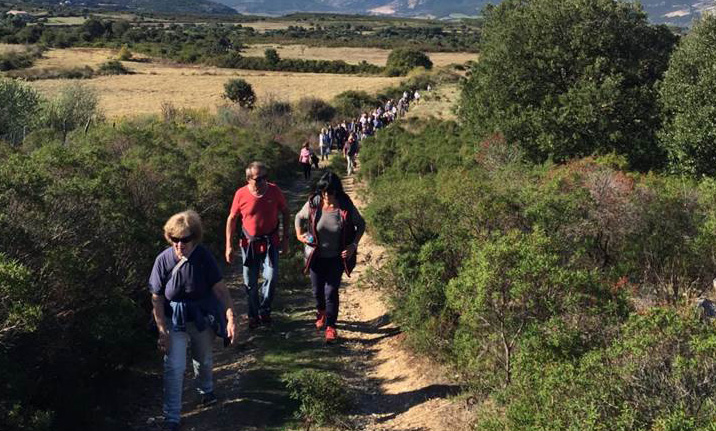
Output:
[0, 43, 29, 53]
[242, 43, 477, 66]
[27, 48, 402, 118]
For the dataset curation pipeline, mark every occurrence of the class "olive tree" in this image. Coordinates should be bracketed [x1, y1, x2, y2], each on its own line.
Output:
[0, 79, 41, 145]
[42, 82, 101, 143]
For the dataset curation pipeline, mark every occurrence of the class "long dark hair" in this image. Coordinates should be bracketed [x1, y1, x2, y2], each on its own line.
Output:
[315, 171, 350, 203]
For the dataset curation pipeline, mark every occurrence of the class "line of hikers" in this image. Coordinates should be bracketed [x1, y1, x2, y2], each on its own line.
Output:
[299, 90, 418, 178]
[149, 162, 365, 430]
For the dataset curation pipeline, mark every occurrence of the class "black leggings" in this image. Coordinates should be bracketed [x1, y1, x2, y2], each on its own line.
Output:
[309, 256, 343, 327]
[301, 162, 311, 180]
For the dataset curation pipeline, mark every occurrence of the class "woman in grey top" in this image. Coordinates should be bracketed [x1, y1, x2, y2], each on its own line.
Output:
[295, 171, 365, 342]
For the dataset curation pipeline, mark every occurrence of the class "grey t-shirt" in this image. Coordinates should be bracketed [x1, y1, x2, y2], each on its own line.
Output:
[295, 200, 365, 258]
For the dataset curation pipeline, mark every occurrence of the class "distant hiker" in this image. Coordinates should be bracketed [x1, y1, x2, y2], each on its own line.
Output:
[319, 127, 330, 161]
[427, 84, 432, 92]
[225, 162, 290, 329]
[299, 141, 313, 180]
[414, 90, 421, 104]
[149, 210, 238, 431]
[295, 171, 365, 343]
[343, 134, 358, 175]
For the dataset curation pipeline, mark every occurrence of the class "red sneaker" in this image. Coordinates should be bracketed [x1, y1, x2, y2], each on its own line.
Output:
[315, 310, 326, 330]
[325, 326, 337, 343]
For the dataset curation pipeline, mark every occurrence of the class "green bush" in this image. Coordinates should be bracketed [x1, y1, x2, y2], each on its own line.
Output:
[476, 309, 716, 431]
[224, 78, 256, 109]
[385, 48, 433, 76]
[296, 97, 336, 123]
[282, 369, 350, 430]
[41, 82, 101, 142]
[0, 78, 41, 145]
[333, 90, 380, 118]
[97, 60, 131, 75]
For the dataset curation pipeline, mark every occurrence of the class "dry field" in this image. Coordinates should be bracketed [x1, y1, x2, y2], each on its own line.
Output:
[0, 43, 29, 53]
[45, 16, 88, 25]
[238, 21, 305, 32]
[27, 48, 402, 118]
[242, 43, 477, 66]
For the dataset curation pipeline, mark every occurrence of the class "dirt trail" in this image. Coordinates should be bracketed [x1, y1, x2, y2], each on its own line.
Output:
[336, 173, 469, 431]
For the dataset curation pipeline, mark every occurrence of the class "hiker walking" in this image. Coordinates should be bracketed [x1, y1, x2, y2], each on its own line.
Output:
[225, 161, 290, 329]
[299, 142, 313, 180]
[319, 128, 330, 161]
[149, 210, 238, 431]
[295, 171, 365, 342]
[343, 134, 358, 175]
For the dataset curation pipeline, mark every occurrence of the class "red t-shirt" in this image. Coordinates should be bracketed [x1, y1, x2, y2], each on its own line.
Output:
[230, 183, 287, 246]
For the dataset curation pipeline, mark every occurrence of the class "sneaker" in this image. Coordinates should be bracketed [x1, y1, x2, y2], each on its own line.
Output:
[248, 317, 260, 330]
[260, 314, 272, 327]
[325, 326, 337, 343]
[200, 392, 218, 407]
[315, 310, 326, 330]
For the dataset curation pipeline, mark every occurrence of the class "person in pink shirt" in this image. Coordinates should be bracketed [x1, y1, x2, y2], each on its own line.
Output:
[298, 141, 313, 180]
[225, 161, 290, 329]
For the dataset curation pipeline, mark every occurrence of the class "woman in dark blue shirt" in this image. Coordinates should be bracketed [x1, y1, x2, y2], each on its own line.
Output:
[149, 210, 237, 431]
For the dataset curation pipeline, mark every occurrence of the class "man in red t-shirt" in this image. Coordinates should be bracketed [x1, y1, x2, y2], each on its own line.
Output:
[225, 161, 290, 328]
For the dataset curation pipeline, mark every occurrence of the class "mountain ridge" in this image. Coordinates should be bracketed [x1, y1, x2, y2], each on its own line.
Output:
[218, 0, 716, 24]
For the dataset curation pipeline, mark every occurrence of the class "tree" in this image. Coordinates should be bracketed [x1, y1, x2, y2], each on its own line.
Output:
[264, 48, 280, 66]
[659, 16, 716, 177]
[224, 78, 256, 109]
[385, 48, 433, 76]
[42, 83, 100, 143]
[0, 78, 41, 145]
[459, 0, 677, 171]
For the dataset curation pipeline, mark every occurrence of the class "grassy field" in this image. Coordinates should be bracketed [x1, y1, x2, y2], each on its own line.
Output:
[27, 48, 402, 118]
[242, 44, 477, 66]
[45, 16, 88, 25]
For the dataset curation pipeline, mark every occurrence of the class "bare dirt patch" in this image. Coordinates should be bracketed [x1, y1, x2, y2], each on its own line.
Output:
[27, 48, 402, 118]
[242, 44, 477, 67]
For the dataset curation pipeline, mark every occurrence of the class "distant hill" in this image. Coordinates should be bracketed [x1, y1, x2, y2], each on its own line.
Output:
[7, 0, 238, 15]
[218, 0, 715, 25]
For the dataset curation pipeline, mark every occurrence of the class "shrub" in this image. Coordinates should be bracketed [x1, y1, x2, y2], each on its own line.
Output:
[41, 82, 101, 142]
[333, 90, 380, 118]
[0, 79, 42, 145]
[6, 66, 95, 81]
[223, 78, 256, 109]
[97, 60, 131, 75]
[117, 44, 132, 61]
[385, 48, 433, 76]
[282, 369, 350, 430]
[296, 97, 336, 123]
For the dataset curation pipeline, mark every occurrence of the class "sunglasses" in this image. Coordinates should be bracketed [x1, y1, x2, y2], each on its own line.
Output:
[250, 175, 267, 183]
[170, 234, 194, 244]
